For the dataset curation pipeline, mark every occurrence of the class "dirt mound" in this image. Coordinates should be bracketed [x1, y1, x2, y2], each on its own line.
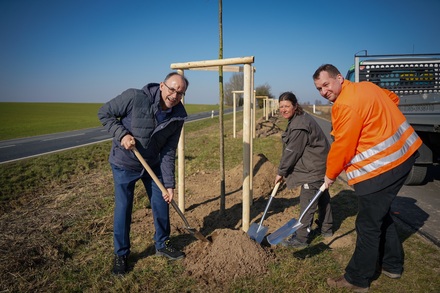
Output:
[255, 116, 283, 138]
[226, 153, 278, 197]
[183, 228, 274, 287]
[170, 153, 284, 289]
[237, 115, 283, 138]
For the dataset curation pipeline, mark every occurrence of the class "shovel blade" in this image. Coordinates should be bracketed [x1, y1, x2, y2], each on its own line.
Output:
[266, 218, 303, 245]
[247, 223, 269, 244]
[186, 227, 210, 242]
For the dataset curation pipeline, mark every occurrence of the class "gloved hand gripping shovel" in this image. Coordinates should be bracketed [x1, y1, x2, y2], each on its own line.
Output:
[247, 182, 281, 243]
[133, 147, 209, 242]
[267, 183, 326, 245]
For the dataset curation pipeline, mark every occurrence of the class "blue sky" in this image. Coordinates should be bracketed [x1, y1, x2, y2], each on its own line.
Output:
[1, 0, 439, 105]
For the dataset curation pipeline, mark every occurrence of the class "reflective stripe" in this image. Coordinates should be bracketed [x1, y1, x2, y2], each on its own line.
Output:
[346, 124, 419, 181]
[350, 121, 411, 165]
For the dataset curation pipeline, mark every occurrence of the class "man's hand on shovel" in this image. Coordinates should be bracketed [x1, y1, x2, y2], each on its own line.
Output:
[275, 174, 284, 185]
[324, 175, 335, 189]
[124, 136, 173, 203]
[162, 188, 174, 204]
[121, 134, 136, 150]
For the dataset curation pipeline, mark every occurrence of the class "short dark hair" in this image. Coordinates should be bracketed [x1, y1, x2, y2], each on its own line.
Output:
[164, 72, 189, 89]
[313, 64, 341, 80]
[278, 91, 304, 115]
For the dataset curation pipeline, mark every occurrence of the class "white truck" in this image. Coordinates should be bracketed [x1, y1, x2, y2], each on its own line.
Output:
[346, 51, 440, 185]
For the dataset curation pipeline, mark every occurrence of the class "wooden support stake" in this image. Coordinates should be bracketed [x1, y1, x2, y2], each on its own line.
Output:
[242, 64, 252, 231]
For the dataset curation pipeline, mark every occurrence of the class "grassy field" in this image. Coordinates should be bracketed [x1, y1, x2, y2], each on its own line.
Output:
[0, 102, 221, 140]
[0, 103, 439, 292]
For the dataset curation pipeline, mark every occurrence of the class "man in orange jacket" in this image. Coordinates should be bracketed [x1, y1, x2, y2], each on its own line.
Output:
[313, 64, 422, 292]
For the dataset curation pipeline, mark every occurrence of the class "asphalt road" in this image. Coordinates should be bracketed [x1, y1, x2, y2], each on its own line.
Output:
[1, 111, 439, 247]
[313, 115, 440, 247]
[0, 108, 237, 164]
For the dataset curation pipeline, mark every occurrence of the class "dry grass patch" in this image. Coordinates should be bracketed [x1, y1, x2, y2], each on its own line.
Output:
[1, 110, 439, 292]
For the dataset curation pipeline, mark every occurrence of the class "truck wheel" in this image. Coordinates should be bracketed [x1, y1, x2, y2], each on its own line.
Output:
[404, 165, 427, 185]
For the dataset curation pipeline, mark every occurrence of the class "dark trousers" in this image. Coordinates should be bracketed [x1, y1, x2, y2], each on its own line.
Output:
[296, 181, 333, 242]
[344, 172, 408, 288]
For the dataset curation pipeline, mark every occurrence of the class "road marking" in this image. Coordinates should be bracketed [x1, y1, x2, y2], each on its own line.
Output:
[92, 135, 112, 140]
[42, 133, 85, 141]
[0, 140, 110, 165]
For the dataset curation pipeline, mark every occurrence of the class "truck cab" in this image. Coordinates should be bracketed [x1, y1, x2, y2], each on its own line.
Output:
[346, 52, 440, 185]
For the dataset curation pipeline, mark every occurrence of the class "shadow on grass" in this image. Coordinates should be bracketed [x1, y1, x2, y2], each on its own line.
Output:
[129, 233, 197, 270]
[193, 186, 357, 248]
[290, 188, 427, 259]
[196, 183, 298, 237]
[129, 183, 427, 267]
[391, 196, 431, 245]
[292, 228, 356, 260]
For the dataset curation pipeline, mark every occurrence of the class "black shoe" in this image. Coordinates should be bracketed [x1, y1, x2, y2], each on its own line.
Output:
[156, 240, 185, 260]
[112, 254, 128, 276]
[314, 220, 333, 237]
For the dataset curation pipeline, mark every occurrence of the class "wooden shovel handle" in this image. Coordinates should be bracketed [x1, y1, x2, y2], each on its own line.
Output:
[270, 181, 281, 198]
[133, 146, 210, 242]
[132, 147, 191, 227]
[132, 147, 168, 195]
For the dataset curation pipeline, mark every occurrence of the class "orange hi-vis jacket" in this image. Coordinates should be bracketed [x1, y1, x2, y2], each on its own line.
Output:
[327, 80, 422, 185]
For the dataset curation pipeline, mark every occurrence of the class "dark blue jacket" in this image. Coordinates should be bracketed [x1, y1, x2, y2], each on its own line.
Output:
[98, 83, 187, 188]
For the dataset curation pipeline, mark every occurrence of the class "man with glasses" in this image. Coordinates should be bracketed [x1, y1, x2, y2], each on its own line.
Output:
[98, 72, 189, 275]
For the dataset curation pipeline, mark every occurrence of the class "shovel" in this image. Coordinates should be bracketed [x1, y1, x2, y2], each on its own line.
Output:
[267, 183, 326, 245]
[132, 147, 210, 242]
[247, 181, 281, 243]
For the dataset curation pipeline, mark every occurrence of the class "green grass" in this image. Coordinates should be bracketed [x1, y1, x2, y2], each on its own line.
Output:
[0, 102, 103, 140]
[0, 102, 222, 140]
[0, 104, 439, 293]
[184, 103, 222, 115]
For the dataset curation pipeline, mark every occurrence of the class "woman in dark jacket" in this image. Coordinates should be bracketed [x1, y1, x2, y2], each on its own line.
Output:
[275, 91, 333, 248]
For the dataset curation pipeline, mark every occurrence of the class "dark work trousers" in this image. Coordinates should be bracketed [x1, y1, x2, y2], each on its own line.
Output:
[344, 172, 408, 288]
[296, 180, 333, 243]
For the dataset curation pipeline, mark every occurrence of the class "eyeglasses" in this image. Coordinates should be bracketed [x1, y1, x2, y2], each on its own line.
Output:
[163, 83, 185, 97]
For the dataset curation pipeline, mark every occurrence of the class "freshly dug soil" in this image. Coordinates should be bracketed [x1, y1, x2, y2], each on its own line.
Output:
[183, 228, 274, 286]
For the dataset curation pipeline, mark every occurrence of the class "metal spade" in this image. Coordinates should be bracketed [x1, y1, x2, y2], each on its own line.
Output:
[247, 182, 281, 243]
[267, 183, 326, 245]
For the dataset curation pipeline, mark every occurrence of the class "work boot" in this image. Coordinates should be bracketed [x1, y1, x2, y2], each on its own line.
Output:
[327, 276, 369, 292]
[381, 269, 402, 279]
[156, 240, 185, 260]
[280, 235, 308, 248]
[314, 220, 333, 237]
[321, 230, 333, 238]
[112, 254, 128, 276]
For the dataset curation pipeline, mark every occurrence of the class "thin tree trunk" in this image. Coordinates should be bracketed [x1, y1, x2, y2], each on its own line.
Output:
[218, 0, 225, 215]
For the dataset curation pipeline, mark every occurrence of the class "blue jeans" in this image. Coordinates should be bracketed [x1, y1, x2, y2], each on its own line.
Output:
[111, 164, 170, 256]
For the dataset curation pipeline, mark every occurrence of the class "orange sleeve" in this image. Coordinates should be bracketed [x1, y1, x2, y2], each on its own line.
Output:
[382, 89, 399, 106]
[326, 103, 362, 180]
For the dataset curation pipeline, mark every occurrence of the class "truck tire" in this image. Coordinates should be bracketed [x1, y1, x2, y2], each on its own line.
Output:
[404, 165, 427, 185]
